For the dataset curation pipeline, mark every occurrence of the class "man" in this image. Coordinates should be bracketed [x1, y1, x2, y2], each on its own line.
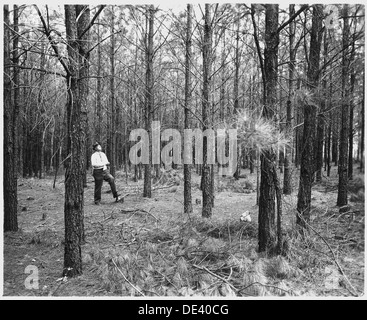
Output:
[91, 142, 120, 204]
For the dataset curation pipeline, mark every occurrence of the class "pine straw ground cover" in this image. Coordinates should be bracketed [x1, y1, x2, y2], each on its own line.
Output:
[3, 167, 364, 297]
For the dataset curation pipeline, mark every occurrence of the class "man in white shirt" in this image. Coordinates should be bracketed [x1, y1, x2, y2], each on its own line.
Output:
[91, 142, 120, 204]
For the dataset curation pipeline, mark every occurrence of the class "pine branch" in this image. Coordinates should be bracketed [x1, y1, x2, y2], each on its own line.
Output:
[250, 4, 266, 102]
[34, 5, 70, 76]
[277, 4, 309, 34]
[78, 5, 106, 40]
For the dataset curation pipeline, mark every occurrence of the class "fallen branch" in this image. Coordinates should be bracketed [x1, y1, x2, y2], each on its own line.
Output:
[112, 258, 145, 296]
[192, 264, 238, 293]
[121, 207, 159, 221]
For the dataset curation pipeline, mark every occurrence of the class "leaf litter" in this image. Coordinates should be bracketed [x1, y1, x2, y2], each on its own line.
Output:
[3, 166, 364, 297]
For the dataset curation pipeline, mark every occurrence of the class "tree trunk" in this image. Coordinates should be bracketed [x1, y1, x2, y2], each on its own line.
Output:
[183, 4, 193, 214]
[297, 5, 323, 230]
[315, 30, 329, 182]
[332, 114, 338, 165]
[63, 5, 91, 277]
[95, 16, 102, 143]
[4, 5, 19, 232]
[38, 40, 46, 179]
[109, 8, 116, 178]
[202, 4, 213, 218]
[337, 4, 350, 207]
[219, 29, 226, 122]
[143, 6, 154, 198]
[258, 4, 279, 253]
[360, 80, 364, 173]
[326, 119, 332, 176]
[348, 41, 356, 180]
[283, 4, 295, 195]
[13, 5, 21, 177]
[233, 17, 241, 180]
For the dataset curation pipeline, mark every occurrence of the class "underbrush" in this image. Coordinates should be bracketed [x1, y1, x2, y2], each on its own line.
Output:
[81, 212, 340, 297]
[81, 194, 365, 297]
[8, 169, 363, 297]
[217, 177, 255, 193]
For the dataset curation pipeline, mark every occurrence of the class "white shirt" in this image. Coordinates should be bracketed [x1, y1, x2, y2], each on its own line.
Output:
[91, 151, 109, 170]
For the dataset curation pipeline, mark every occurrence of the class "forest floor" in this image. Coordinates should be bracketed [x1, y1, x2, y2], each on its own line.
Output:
[3, 164, 365, 298]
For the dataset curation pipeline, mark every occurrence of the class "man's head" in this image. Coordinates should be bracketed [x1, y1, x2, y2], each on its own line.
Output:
[93, 142, 102, 151]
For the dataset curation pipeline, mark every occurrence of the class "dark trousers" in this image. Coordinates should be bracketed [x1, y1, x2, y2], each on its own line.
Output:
[93, 169, 118, 202]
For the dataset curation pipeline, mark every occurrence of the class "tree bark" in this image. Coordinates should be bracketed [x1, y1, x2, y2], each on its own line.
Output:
[184, 4, 193, 214]
[348, 41, 356, 180]
[76, 3, 90, 222]
[258, 4, 279, 253]
[315, 30, 329, 182]
[337, 4, 350, 207]
[283, 4, 295, 195]
[4, 5, 19, 232]
[219, 30, 226, 122]
[143, 5, 154, 198]
[95, 15, 102, 143]
[63, 5, 91, 276]
[326, 118, 332, 176]
[297, 5, 323, 230]
[233, 17, 241, 180]
[202, 4, 213, 218]
[109, 7, 117, 178]
[332, 113, 339, 165]
[360, 80, 364, 173]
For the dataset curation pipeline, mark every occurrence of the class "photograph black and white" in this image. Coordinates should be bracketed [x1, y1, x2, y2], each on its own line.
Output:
[2, 2, 365, 300]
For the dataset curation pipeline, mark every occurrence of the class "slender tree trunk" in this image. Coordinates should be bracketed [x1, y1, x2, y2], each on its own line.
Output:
[95, 16, 102, 143]
[143, 6, 154, 198]
[256, 148, 260, 205]
[315, 31, 329, 182]
[332, 113, 339, 165]
[295, 99, 303, 168]
[4, 5, 18, 232]
[109, 8, 116, 177]
[283, 4, 295, 195]
[326, 119, 332, 176]
[348, 41, 356, 180]
[202, 4, 213, 218]
[184, 4, 193, 214]
[297, 5, 323, 229]
[220, 30, 226, 123]
[13, 5, 21, 178]
[38, 40, 46, 179]
[50, 119, 55, 171]
[360, 80, 364, 173]
[233, 17, 241, 180]
[337, 4, 350, 207]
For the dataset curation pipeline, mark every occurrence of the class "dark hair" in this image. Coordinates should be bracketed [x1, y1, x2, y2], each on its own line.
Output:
[93, 142, 100, 150]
